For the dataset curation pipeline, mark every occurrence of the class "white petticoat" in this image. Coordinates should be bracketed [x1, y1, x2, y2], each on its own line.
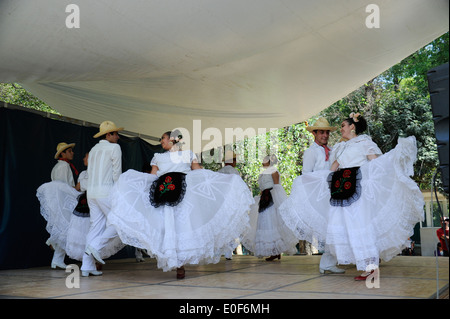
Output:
[66, 209, 125, 261]
[37, 181, 125, 261]
[37, 181, 80, 252]
[241, 184, 298, 257]
[65, 214, 90, 260]
[278, 136, 424, 271]
[107, 169, 254, 271]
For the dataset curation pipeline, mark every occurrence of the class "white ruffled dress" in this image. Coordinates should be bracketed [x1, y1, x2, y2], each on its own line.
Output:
[37, 171, 124, 261]
[106, 150, 254, 271]
[242, 166, 298, 257]
[278, 135, 424, 271]
[37, 180, 79, 255]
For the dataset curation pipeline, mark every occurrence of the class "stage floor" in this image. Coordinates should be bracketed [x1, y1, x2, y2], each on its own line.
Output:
[0, 255, 448, 299]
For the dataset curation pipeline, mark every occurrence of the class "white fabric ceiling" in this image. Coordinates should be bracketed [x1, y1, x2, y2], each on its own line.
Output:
[0, 0, 448, 152]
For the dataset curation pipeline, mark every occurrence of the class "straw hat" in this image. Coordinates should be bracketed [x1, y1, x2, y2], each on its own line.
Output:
[306, 117, 337, 132]
[93, 120, 124, 138]
[54, 142, 75, 159]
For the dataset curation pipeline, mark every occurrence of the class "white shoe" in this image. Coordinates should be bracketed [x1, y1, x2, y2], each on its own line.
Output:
[319, 266, 345, 274]
[136, 257, 145, 262]
[51, 262, 67, 269]
[85, 245, 105, 265]
[82, 270, 103, 277]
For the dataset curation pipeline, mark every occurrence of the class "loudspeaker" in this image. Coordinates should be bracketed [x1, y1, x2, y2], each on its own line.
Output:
[427, 63, 449, 193]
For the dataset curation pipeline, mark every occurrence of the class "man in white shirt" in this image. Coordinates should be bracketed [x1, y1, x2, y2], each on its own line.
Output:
[51, 142, 77, 188]
[81, 121, 124, 276]
[303, 118, 345, 274]
[48, 142, 77, 269]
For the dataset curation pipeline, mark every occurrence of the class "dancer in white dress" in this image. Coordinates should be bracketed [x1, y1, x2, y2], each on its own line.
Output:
[107, 130, 253, 279]
[278, 113, 424, 280]
[217, 150, 244, 260]
[65, 152, 91, 261]
[37, 142, 77, 269]
[242, 155, 297, 260]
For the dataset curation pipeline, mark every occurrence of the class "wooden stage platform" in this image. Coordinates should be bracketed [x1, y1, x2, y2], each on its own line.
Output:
[0, 255, 448, 299]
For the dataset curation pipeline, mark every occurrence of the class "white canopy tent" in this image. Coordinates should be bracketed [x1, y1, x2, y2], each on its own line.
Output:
[0, 0, 448, 152]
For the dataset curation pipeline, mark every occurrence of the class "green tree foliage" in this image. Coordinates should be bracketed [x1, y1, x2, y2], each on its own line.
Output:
[0, 82, 58, 114]
[382, 33, 449, 95]
[232, 124, 310, 195]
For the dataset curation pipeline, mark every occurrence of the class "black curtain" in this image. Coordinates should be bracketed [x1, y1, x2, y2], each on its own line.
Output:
[0, 107, 163, 269]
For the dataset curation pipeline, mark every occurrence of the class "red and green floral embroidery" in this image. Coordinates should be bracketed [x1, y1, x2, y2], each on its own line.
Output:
[332, 169, 353, 196]
[328, 166, 361, 207]
[150, 172, 187, 208]
[158, 176, 176, 195]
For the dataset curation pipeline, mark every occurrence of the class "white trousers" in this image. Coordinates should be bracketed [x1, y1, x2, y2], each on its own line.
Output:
[81, 197, 118, 271]
[319, 251, 338, 270]
[51, 246, 66, 265]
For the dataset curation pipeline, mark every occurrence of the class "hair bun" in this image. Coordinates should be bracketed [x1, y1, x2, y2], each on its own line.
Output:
[263, 154, 278, 165]
[347, 113, 367, 134]
[170, 129, 183, 141]
[349, 112, 361, 122]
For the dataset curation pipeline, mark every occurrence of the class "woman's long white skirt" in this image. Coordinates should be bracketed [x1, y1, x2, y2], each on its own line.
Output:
[278, 137, 424, 271]
[242, 185, 298, 257]
[37, 181, 79, 254]
[37, 181, 124, 261]
[107, 169, 254, 272]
